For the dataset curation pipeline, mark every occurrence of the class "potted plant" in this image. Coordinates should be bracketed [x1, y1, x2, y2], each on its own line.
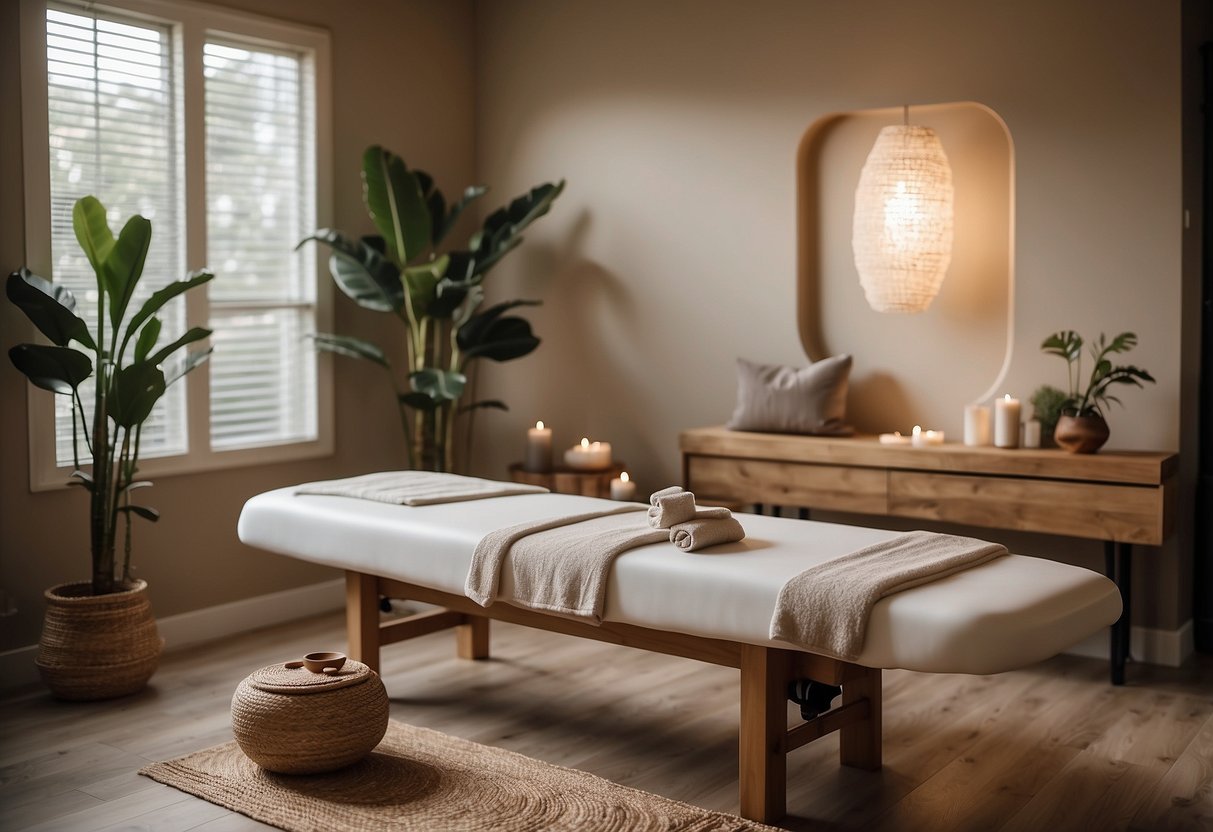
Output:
[8, 196, 213, 699]
[300, 146, 564, 472]
[1040, 330, 1155, 454]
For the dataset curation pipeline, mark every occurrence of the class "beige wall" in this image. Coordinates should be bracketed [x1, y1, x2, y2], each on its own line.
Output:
[470, 0, 1190, 629]
[0, 0, 476, 650]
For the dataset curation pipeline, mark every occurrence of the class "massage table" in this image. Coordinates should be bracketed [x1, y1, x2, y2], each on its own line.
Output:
[238, 487, 1121, 823]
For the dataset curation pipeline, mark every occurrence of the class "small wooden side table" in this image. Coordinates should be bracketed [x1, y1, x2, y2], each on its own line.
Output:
[508, 462, 625, 499]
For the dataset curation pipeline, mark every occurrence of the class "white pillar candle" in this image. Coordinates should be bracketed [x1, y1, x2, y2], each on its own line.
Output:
[994, 394, 1021, 448]
[563, 437, 613, 470]
[610, 471, 637, 501]
[1023, 418, 1042, 449]
[524, 420, 553, 472]
[963, 404, 992, 446]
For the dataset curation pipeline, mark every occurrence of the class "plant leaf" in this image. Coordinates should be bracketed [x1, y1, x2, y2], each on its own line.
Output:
[123, 270, 213, 356]
[8, 343, 92, 394]
[1107, 332, 1137, 353]
[409, 368, 467, 401]
[456, 299, 541, 352]
[147, 326, 211, 367]
[300, 229, 403, 313]
[437, 185, 488, 245]
[458, 399, 508, 414]
[6, 269, 95, 349]
[362, 146, 430, 267]
[107, 361, 166, 428]
[134, 317, 161, 363]
[117, 504, 160, 522]
[68, 469, 95, 491]
[71, 196, 115, 275]
[102, 214, 153, 330]
[308, 333, 389, 367]
[460, 316, 541, 362]
[164, 347, 212, 387]
[402, 256, 449, 320]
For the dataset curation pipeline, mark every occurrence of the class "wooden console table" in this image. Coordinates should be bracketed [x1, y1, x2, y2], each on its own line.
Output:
[680, 426, 1178, 685]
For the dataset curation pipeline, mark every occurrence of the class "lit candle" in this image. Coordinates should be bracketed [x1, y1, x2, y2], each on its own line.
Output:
[610, 471, 637, 501]
[563, 437, 613, 470]
[1023, 418, 1042, 449]
[879, 431, 912, 445]
[963, 403, 992, 446]
[524, 420, 553, 472]
[994, 394, 1021, 448]
[911, 425, 945, 447]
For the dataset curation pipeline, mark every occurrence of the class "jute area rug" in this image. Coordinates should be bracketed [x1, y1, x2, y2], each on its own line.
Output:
[140, 719, 778, 831]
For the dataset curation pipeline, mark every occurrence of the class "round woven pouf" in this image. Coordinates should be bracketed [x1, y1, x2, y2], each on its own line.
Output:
[231, 659, 388, 774]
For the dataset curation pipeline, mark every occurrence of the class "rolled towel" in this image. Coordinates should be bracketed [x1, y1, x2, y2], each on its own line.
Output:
[647, 491, 697, 528]
[694, 506, 732, 520]
[670, 515, 745, 552]
[649, 485, 686, 506]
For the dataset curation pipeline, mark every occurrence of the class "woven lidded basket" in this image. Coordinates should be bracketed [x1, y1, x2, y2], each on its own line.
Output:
[231, 659, 389, 774]
[36, 579, 163, 701]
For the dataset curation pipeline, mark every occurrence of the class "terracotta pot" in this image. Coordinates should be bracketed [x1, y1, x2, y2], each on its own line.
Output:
[36, 579, 163, 700]
[1053, 413, 1110, 454]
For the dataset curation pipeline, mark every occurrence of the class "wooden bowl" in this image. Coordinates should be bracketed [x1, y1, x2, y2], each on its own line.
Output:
[302, 652, 347, 674]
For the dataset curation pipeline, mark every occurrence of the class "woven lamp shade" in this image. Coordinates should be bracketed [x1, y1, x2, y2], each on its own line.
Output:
[852, 124, 955, 313]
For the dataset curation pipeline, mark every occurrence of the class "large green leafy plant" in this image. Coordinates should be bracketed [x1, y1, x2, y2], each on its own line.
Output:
[1041, 330, 1155, 417]
[7, 196, 213, 595]
[301, 146, 564, 472]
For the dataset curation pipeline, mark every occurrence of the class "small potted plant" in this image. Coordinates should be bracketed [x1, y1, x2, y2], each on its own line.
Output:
[8, 196, 213, 699]
[1040, 330, 1155, 454]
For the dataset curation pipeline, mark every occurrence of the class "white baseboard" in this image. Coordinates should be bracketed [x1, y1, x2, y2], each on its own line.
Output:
[0, 578, 345, 694]
[1064, 619, 1195, 668]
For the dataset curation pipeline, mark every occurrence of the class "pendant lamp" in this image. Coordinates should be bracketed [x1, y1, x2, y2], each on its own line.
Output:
[852, 107, 954, 313]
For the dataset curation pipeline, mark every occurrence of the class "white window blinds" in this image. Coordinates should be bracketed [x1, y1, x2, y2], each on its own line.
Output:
[45, 4, 187, 466]
[203, 39, 318, 450]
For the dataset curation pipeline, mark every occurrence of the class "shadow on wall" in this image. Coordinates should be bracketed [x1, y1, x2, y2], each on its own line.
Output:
[848, 372, 914, 435]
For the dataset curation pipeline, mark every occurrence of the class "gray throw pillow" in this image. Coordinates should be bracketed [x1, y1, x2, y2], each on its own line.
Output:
[726, 355, 854, 435]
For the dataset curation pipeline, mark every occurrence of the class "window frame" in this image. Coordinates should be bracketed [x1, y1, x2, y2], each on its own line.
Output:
[19, 0, 334, 492]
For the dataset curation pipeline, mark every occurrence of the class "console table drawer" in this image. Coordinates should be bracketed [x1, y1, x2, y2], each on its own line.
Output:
[887, 472, 1167, 545]
[686, 456, 887, 514]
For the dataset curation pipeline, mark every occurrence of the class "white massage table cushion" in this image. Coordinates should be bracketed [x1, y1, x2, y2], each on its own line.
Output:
[238, 489, 1121, 675]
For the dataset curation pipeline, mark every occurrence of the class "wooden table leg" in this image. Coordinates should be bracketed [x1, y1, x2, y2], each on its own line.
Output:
[456, 615, 491, 660]
[739, 644, 790, 823]
[345, 571, 380, 674]
[839, 666, 882, 770]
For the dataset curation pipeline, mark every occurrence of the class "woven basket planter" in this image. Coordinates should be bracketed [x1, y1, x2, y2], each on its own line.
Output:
[231, 660, 389, 774]
[36, 579, 163, 701]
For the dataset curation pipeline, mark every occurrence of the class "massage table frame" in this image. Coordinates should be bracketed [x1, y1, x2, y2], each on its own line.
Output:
[345, 570, 882, 824]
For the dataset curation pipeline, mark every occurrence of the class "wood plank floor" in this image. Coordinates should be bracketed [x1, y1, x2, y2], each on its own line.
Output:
[1, 612, 1209, 831]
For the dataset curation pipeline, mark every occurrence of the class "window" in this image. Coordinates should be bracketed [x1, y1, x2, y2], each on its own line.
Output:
[20, 0, 332, 489]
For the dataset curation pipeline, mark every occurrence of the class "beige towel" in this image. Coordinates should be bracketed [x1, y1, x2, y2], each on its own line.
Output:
[466, 506, 667, 623]
[647, 491, 697, 528]
[649, 486, 685, 505]
[296, 471, 547, 506]
[669, 515, 746, 551]
[770, 531, 1007, 660]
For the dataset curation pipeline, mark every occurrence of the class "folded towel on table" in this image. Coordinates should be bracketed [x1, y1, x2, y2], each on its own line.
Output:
[649, 486, 685, 505]
[295, 471, 547, 506]
[647, 491, 697, 528]
[669, 515, 746, 552]
[466, 506, 668, 624]
[769, 530, 1007, 660]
